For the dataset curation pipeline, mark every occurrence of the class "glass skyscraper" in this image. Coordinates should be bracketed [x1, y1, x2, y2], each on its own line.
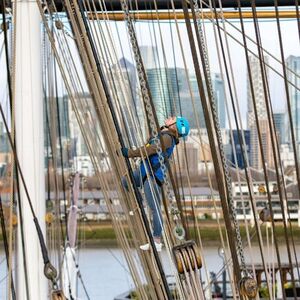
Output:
[286, 56, 300, 149]
[146, 67, 186, 126]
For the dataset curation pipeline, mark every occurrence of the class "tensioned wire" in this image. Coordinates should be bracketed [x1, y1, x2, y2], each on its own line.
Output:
[137, 3, 206, 297]
[94, 2, 141, 148]
[183, 0, 259, 293]
[213, 0, 258, 281]
[207, 0, 270, 296]
[85, 0, 139, 148]
[216, 0, 290, 296]
[117, 1, 204, 298]
[214, 0, 297, 292]
[96, 0, 173, 258]
[199, 0, 298, 294]
[39, 2, 165, 298]
[98, 2, 191, 298]
[39, 2, 278, 300]
[167, 8, 193, 241]
[150, 0, 194, 242]
[44, 35, 65, 283]
[127, 16, 300, 93]
[2, 3, 26, 299]
[238, 0, 288, 296]
[251, 0, 298, 292]
[6, 3, 17, 298]
[101, 0, 152, 144]
[40, 5, 144, 292]
[199, 3, 260, 296]
[172, 0, 240, 296]
[40, 1, 300, 298]
[95, 0, 148, 150]
[149, 1, 218, 297]
[78, 7, 176, 298]
[273, 0, 300, 284]
[42, 30, 90, 294]
[45, 37, 91, 297]
[71, 2, 155, 276]
[191, 0, 250, 296]
[167, 0, 236, 296]
[147, 9, 300, 94]
[43, 40, 62, 285]
[165, 0, 238, 298]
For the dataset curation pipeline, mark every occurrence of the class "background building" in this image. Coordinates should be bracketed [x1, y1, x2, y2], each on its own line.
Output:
[286, 55, 300, 155]
[247, 55, 273, 169]
[273, 112, 285, 145]
[212, 73, 226, 129]
[229, 130, 250, 169]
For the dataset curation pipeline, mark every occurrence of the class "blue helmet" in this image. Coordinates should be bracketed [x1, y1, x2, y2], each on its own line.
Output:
[176, 116, 190, 138]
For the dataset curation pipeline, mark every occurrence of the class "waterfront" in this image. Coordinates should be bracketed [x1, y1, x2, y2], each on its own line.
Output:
[1, 244, 300, 299]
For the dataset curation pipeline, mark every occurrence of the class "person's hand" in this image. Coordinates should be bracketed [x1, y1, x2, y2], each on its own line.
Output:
[121, 147, 129, 158]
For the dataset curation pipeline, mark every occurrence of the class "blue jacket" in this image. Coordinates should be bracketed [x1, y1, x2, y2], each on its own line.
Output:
[140, 131, 176, 185]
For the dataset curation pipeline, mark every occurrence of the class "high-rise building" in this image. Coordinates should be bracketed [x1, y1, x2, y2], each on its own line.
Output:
[118, 57, 137, 106]
[180, 73, 226, 129]
[111, 57, 141, 143]
[229, 130, 250, 169]
[247, 55, 272, 168]
[250, 119, 274, 169]
[286, 56, 300, 151]
[180, 74, 205, 129]
[273, 112, 285, 145]
[247, 55, 268, 129]
[146, 67, 186, 126]
[140, 46, 159, 69]
[212, 73, 226, 129]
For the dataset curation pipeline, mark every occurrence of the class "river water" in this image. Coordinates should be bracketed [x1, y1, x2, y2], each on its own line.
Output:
[0, 245, 299, 299]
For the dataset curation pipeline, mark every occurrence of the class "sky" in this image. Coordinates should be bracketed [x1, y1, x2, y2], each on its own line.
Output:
[102, 14, 300, 126]
[1, 10, 300, 129]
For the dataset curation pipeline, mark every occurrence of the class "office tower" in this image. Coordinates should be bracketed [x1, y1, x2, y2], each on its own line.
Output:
[250, 119, 274, 169]
[229, 130, 250, 169]
[146, 67, 186, 126]
[180, 73, 205, 129]
[118, 57, 137, 105]
[247, 55, 272, 168]
[273, 112, 285, 145]
[212, 73, 226, 129]
[180, 73, 226, 129]
[286, 56, 300, 154]
[140, 45, 159, 69]
[247, 56, 268, 128]
[112, 57, 141, 143]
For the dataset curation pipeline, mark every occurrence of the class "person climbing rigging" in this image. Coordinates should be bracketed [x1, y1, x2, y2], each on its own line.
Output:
[121, 116, 190, 252]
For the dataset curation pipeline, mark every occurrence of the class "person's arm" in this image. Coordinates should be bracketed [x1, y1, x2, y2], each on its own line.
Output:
[128, 134, 173, 158]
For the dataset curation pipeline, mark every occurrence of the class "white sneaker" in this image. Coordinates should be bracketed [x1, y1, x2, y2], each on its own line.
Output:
[140, 242, 162, 252]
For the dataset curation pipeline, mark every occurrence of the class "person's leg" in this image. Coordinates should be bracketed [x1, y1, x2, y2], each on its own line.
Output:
[122, 169, 141, 191]
[144, 177, 162, 242]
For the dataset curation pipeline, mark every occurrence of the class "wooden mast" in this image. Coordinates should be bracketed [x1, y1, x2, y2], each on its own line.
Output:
[15, 0, 47, 298]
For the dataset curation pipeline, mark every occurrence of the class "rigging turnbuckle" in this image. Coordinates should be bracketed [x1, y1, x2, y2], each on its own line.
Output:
[172, 240, 202, 274]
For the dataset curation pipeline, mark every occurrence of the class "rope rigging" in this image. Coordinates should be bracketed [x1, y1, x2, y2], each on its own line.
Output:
[2, 0, 300, 298]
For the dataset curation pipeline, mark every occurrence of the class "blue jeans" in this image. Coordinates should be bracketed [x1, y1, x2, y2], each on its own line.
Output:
[122, 169, 162, 238]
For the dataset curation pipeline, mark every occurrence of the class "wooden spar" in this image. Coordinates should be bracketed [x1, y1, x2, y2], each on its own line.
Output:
[0, 0, 296, 13]
[88, 10, 299, 21]
[15, 0, 47, 297]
